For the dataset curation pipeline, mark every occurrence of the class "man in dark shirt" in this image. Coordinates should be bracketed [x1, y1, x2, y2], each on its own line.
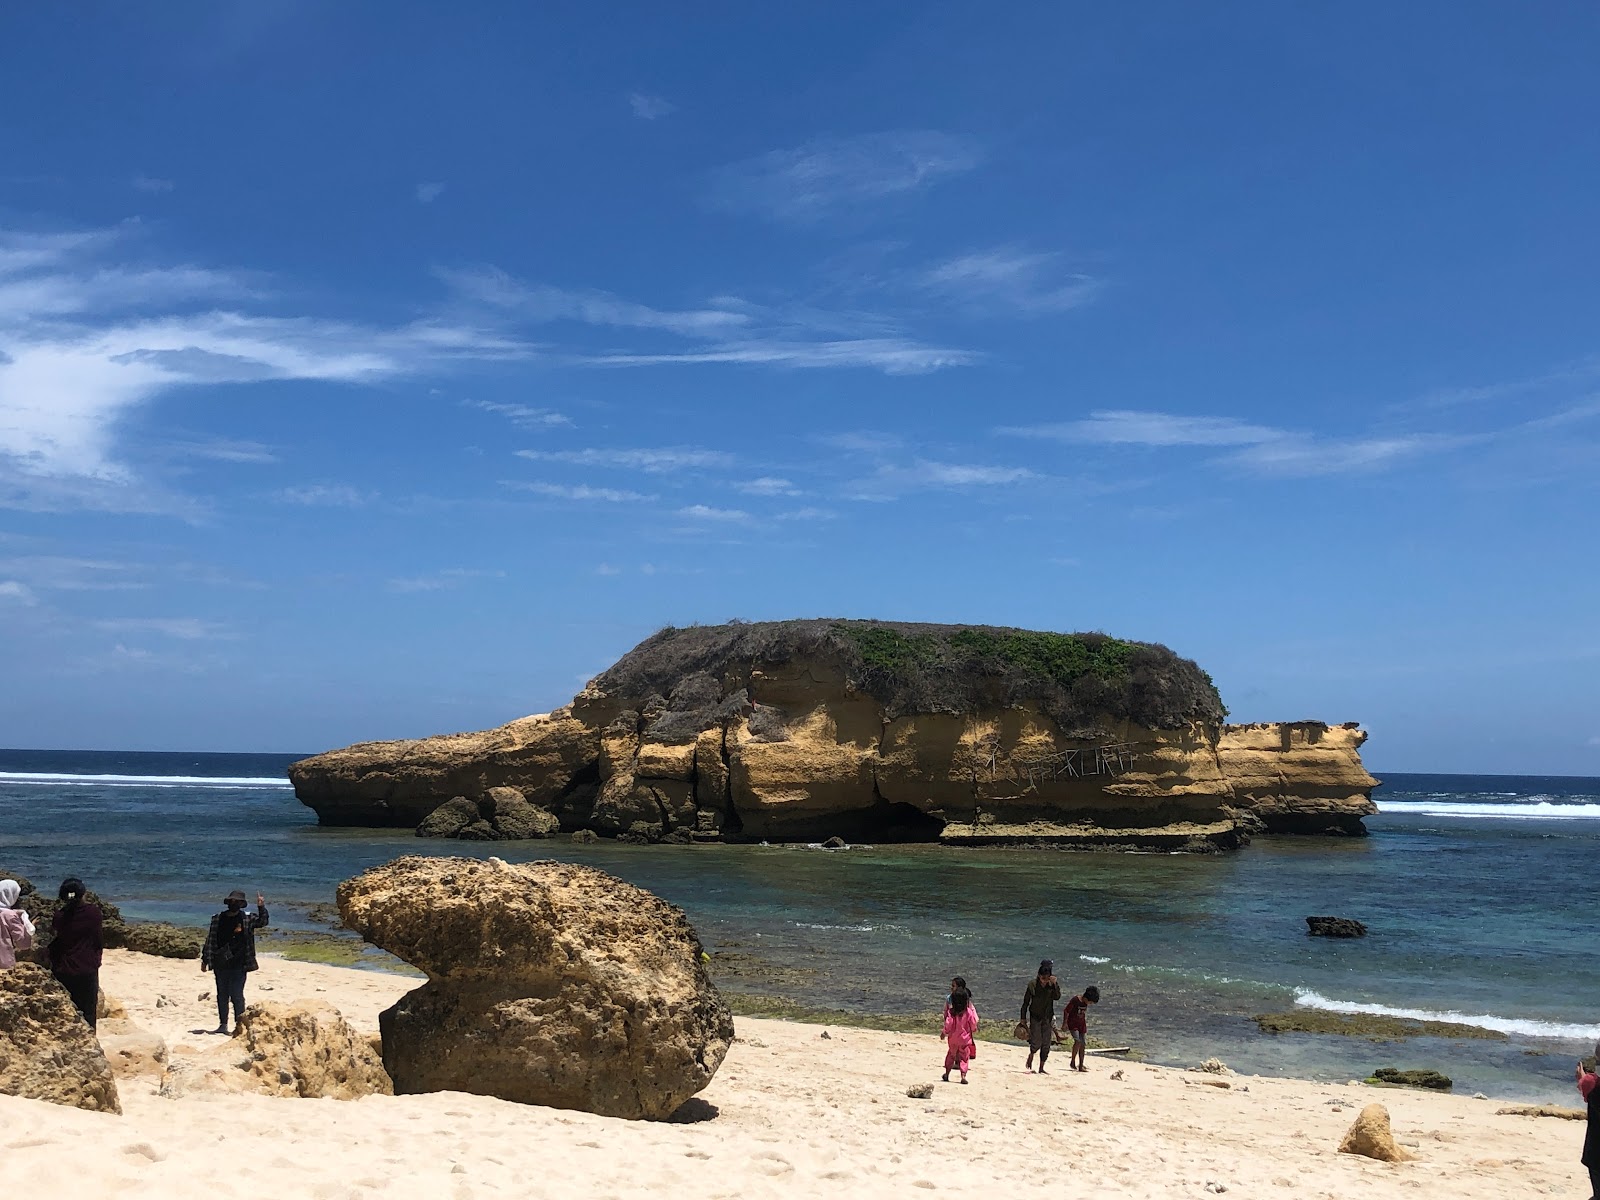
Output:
[1020, 960, 1061, 1074]
[200, 889, 268, 1034]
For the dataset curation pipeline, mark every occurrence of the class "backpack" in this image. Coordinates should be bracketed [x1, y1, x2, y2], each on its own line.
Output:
[212, 909, 249, 969]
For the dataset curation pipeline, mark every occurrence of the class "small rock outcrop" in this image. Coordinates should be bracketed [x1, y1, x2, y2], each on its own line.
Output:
[0, 964, 121, 1113]
[99, 1019, 169, 1077]
[290, 621, 1379, 849]
[1371, 1067, 1452, 1091]
[417, 786, 561, 840]
[1307, 916, 1368, 938]
[1337, 1102, 1412, 1162]
[337, 855, 734, 1120]
[159, 1001, 390, 1100]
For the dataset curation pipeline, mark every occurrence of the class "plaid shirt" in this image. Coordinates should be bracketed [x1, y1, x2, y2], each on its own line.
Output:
[201, 904, 269, 972]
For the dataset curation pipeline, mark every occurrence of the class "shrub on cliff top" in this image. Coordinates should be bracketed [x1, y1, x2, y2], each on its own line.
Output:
[591, 619, 1225, 732]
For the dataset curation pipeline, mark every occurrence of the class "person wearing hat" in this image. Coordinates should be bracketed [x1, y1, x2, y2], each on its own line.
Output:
[200, 888, 269, 1034]
[1020, 959, 1061, 1074]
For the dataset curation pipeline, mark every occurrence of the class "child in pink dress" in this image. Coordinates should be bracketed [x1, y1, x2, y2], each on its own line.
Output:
[942, 987, 979, 1083]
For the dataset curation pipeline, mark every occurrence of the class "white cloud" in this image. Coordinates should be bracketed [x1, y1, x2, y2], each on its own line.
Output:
[0, 224, 529, 507]
[162, 437, 278, 463]
[0, 555, 148, 591]
[776, 506, 836, 521]
[1000, 409, 1460, 477]
[505, 481, 654, 502]
[736, 476, 800, 496]
[852, 459, 1035, 498]
[516, 446, 732, 473]
[386, 568, 506, 593]
[439, 266, 752, 337]
[462, 399, 571, 427]
[132, 176, 175, 194]
[628, 92, 675, 120]
[273, 484, 372, 507]
[92, 616, 230, 640]
[415, 182, 446, 203]
[581, 337, 975, 374]
[1004, 411, 1284, 447]
[708, 131, 981, 223]
[918, 248, 1098, 315]
[676, 504, 751, 522]
[0, 580, 36, 604]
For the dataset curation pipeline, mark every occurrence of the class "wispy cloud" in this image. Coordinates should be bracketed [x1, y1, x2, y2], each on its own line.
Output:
[736, 476, 800, 496]
[415, 182, 446, 203]
[0, 555, 149, 591]
[438, 263, 975, 377]
[776, 506, 836, 521]
[504, 481, 654, 502]
[462, 399, 571, 427]
[0, 580, 37, 604]
[918, 248, 1099, 315]
[851, 459, 1035, 499]
[676, 504, 752, 522]
[582, 338, 975, 374]
[386, 567, 506, 593]
[708, 131, 981, 223]
[628, 92, 675, 120]
[515, 446, 733, 473]
[0, 224, 529, 509]
[132, 176, 175, 194]
[91, 616, 231, 640]
[273, 484, 373, 507]
[999, 409, 1459, 477]
[162, 437, 278, 463]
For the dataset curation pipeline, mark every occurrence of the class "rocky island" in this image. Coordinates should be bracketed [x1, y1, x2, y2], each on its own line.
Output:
[289, 619, 1378, 850]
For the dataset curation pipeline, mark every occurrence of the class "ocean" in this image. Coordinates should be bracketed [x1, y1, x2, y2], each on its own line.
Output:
[2, 749, 1595, 1102]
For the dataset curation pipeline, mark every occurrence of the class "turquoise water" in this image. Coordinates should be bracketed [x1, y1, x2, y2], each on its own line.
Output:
[2, 750, 1596, 1101]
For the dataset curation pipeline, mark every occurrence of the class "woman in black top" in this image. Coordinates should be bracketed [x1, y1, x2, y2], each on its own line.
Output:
[48, 877, 103, 1030]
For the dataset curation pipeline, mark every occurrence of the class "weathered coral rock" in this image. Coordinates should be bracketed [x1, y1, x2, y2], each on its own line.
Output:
[337, 855, 733, 1119]
[0, 963, 121, 1112]
[98, 1018, 168, 1077]
[290, 621, 1379, 848]
[159, 1000, 390, 1100]
[121, 922, 205, 959]
[416, 786, 561, 841]
[1337, 1102, 1413, 1162]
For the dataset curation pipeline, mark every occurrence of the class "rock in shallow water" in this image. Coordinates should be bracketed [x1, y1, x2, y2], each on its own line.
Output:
[1306, 916, 1368, 938]
[337, 855, 734, 1120]
[0, 963, 121, 1113]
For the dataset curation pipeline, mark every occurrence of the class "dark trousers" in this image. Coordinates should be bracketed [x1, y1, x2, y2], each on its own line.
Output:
[214, 966, 247, 1027]
[1587, 1163, 1599, 1200]
[1027, 1015, 1053, 1064]
[54, 970, 98, 1031]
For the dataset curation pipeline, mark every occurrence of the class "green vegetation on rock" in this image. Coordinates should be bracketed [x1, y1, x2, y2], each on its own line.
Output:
[1254, 1011, 1504, 1041]
[597, 619, 1225, 733]
[1367, 1067, 1453, 1091]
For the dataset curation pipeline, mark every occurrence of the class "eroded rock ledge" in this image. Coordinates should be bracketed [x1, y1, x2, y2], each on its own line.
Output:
[290, 619, 1377, 849]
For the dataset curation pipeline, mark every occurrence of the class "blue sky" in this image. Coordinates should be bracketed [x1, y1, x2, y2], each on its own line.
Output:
[1, 2, 1596, 771]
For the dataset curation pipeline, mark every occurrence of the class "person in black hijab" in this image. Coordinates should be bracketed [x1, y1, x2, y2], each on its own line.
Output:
[47, 877, 103, 1029]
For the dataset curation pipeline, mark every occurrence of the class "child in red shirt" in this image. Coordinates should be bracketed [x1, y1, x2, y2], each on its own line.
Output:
[1061, 985, 1100, 1073]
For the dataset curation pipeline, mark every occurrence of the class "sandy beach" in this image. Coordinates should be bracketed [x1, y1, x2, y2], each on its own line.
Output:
[0, 949, 1588, 1199]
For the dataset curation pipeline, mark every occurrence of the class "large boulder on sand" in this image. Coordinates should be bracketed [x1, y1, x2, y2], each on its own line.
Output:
[0, 963, 121, 1113]
[159, 1000, 390, 1100]
[1338, 1103, 1412, 1162]
[337, 855, 734, 1119]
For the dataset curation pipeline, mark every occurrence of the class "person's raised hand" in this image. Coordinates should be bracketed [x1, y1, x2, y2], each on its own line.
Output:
[256, 892, 265, 907]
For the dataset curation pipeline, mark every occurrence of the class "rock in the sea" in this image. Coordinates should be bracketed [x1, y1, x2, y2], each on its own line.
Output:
[337, 855, 734, 1120]
[0, 964, 121, 1113]
[1307, 916, 1368, 938]
[289, 621, 1379, 847]
[1195, 1057, 1232, 1075]
[160, 1000, 390, 1100]
[416, 787, 560, 841]
[821, 836, 848, 849]
[570, 829, 599, 843]
[1337, 1102, 1412, 1162]
[1371, 1067, 1452, 1091]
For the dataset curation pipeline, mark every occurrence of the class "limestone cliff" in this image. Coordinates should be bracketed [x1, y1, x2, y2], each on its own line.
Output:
[289, 620, 1378, 849]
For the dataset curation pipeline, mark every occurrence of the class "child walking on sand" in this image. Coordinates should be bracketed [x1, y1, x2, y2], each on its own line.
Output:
[1061, 985, 1101, 1072]
[942, 986, 979, 1083]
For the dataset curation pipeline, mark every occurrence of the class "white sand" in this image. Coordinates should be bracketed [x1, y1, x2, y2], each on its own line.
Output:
[0, 949, 1588, 1198]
